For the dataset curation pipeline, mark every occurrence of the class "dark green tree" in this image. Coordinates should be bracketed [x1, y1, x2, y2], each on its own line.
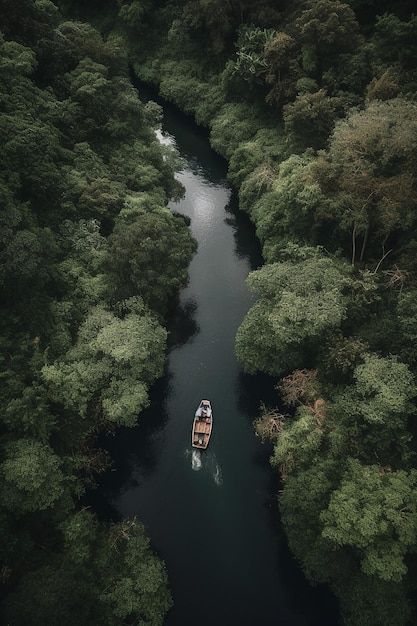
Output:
[106, 203, 197, 314]
[283, 89, 341, 151]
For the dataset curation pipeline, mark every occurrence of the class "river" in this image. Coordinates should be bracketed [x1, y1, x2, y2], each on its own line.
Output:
[92, 91, 340, 626]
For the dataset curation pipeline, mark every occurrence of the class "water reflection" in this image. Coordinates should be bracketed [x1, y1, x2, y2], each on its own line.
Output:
[167, 298, 199, 349]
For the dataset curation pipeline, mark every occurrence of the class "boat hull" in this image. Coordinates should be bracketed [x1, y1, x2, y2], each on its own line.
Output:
[192, 400, 213, 449]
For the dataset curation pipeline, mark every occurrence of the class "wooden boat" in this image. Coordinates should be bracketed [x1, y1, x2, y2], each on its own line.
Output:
[192, 400, 213, 449]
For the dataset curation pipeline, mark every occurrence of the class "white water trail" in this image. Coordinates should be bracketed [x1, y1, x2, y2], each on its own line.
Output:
[191, 449, 202, 471]
[205, 451, 223, 486]
[213, 462, 223, 486]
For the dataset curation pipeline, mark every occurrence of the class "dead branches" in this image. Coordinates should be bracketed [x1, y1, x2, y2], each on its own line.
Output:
[254, 402, 286, 442]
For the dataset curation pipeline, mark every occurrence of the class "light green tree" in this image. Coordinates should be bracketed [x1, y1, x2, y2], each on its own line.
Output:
[250, 152, 328, 258]
[235, 248, 348, 376]
[42, 300, 167, 427]
[321, 459, 417, 582]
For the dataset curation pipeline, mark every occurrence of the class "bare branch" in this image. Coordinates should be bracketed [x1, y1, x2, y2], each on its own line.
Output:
[253, 402, 286, 442]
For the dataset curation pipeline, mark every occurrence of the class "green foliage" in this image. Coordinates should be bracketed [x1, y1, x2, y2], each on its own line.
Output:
[271, 406, 324, 471]
[236, 249, 348, 376]
[3, 511, 172, 625]
[396, 290, 417, 366]
[372, 13, 417, 92]
[247, 152, 328, 258]
[106, 203, 197, 314]
[118, 0, 151, 30]
[1, 381, 57, 441]
[321, 459, 417, 582]
[4, 1, 417, 624]
[342, 353, 415, 427]
[181, 0, 236, 55]
[42, 301, 167, 427]
[315, 98, 417, 264]
[283, 89, 341, 151]
[210, 103, 267, 159]
[296, 0, 361, 66]
[0, 438, 65, 515]
[337, 572, 411, 626]
[330, 353, 416, 463]
[233, 25, 276, 84]
[367, 69, 400, 101]
[231, 26, 301, 106]
[0, 7, 190, 624]
[228, 126, 286, 189]
[279, 459, 345, 583]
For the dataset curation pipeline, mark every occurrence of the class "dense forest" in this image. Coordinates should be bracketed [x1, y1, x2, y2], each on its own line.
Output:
[2, 0, 417, 625]
[0, 0, 197, 623]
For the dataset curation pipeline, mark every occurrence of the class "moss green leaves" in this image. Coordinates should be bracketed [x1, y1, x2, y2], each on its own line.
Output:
[42, 301, 167, 427]
[1, 438, 65, 514]
[236, 250, 348, 376]
[321, 460, 417, 582]
[106, 205, 197, 315]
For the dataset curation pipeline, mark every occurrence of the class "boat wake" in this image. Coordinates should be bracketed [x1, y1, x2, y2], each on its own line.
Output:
[191, 449, 202, 471]
[185, 449, 223, 485]
[208, 452, 223, 486]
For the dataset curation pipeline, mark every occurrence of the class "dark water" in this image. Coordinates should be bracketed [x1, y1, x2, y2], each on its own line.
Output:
[93, 93, 340, 626]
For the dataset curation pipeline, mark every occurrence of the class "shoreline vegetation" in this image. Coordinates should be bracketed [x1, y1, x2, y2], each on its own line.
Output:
[2, 1, 417, 624]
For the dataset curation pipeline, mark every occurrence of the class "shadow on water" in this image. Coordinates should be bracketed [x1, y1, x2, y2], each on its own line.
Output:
[87, 375, 171, 520]
[224, 191, 264, 271]
[234, 370, 341, 625]
[166, 297, 199, 350]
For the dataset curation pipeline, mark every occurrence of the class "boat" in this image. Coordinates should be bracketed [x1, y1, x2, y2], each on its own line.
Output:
[192, 400, 213, 449]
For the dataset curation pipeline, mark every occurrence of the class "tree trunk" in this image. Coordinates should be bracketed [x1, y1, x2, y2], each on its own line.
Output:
[351, 222, 356, 266]
[359, 226, 369, 262]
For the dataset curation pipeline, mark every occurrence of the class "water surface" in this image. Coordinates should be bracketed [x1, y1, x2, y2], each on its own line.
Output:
[95, 93, 340, 626]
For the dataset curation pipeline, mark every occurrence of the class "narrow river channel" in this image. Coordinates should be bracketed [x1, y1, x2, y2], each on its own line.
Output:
[93, 91, 340, 626]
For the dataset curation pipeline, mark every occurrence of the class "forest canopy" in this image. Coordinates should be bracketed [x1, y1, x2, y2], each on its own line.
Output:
[2, 0, 417, 624]
[102, 0, 417, 624]
[0, 1, 197, 623]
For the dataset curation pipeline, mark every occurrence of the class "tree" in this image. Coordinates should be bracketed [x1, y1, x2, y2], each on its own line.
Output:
[0, 34, 37, 81]
[283, 89, 341, 151]
[336, 570, 411, 626]
[263, 31, 300, 104]
[181, 0, 236, 55]
[3, 511, 172, 625]
[317, 98, 417, 264]
[295, 0, 361, 78]
[233, 26, 275, 86]
[0, 438, 65, 515]
[372, 13, 417, 81]
[279, 459, 345, 584]
[366, 69, 399, 101]
[235, 248, 348, 376]
[0, 0, 59, 50]
[106, 203, 197, 314]
[231, 27, 300, 106]
[42, 300, 167, 428]
[249, 152, 328, 259]
[271, 405, 325, 475]
[321, 459, 417, 582]
[332, 353, 416, 462]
